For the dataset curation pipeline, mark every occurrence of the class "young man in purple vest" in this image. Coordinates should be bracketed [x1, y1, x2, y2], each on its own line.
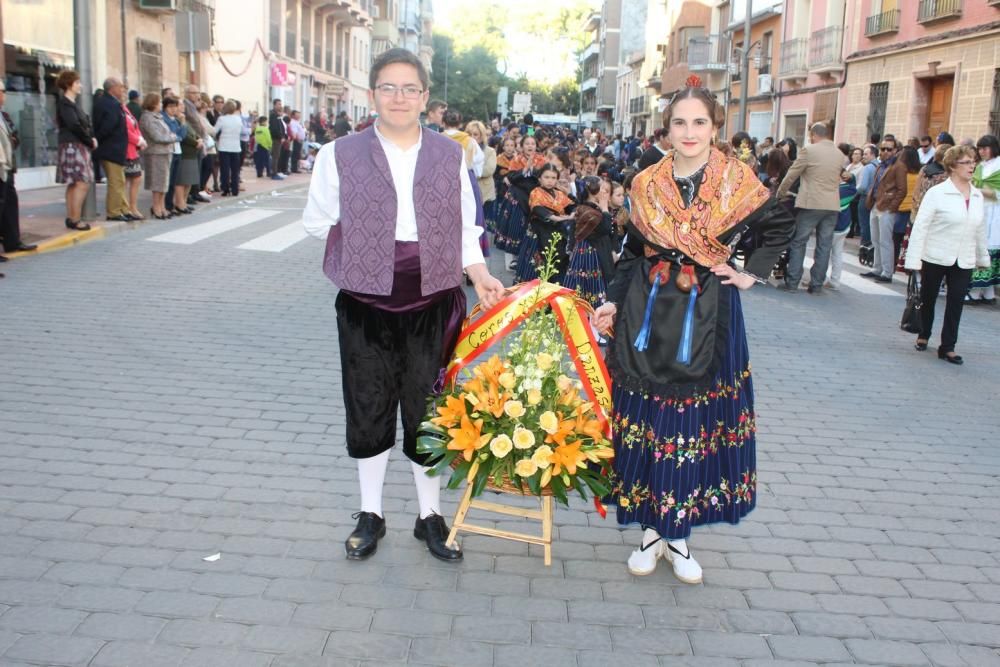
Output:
[304, 48, 505, 562]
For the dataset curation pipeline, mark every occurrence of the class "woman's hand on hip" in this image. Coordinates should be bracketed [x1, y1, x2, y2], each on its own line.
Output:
[710, 264, 756, 290]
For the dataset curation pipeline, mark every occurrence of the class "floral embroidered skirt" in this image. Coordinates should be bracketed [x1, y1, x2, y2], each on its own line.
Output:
[563, 239, 607, 308]
[608, 290, 756, 540]
[493, 192, 527, 254]
[970, 248, 1000, 289]
[514, 226, 540, 283]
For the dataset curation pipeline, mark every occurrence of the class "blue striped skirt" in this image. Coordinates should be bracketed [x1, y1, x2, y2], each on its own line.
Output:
[607, 288, 757, 539]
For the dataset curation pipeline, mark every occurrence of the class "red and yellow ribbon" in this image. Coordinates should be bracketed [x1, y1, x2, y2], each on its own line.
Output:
[446, 280, 613, 438]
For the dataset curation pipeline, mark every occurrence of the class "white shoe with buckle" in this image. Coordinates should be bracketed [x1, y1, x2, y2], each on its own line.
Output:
[627, 528, 664, 576]
[663, 539, 703, 584]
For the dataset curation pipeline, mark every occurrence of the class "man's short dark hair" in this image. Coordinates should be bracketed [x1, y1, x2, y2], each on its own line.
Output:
[428, 99, 447, 113]
[921, 135, 932, 143]
[369, 47, 430, 91]
[523, 113, 533, 124]
[273, 99, 282, 105]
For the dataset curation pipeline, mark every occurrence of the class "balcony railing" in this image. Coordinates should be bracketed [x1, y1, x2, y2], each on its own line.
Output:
[779, 38, 808, 79]
[865, 9, 901, 36]
[918, 0, 962, 23]
[808, 25, 843, 71]
[687, 36, 729, 72]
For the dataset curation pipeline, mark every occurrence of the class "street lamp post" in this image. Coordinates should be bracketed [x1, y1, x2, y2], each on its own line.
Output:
[736, 0, 752, 133]
[443, 46, 448, 103]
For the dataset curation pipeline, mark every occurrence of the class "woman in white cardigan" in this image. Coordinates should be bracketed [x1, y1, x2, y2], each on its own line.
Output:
[211, 101, 245, 197]
[904, 145, 990, 365]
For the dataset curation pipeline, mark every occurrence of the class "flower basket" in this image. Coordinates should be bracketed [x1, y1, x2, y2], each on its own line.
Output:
[416, 276, 615, 508]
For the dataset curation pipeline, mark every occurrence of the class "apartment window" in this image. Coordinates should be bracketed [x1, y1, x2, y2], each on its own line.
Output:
[313, 14, 321, 66]
[759, 32, 772, 74]
[285, 0, 297, 59]
[137, 39, 162, 97]
[732, 41, 742, 82]
[866, 81, 889, 141]
[302, 10, 311, 65]
[326, 20, 334, 73]
[269, 0, 282, 52]
[784, 113, 807, 147]
[990, 69, 1000, 138]
[678, 27, 704, 64]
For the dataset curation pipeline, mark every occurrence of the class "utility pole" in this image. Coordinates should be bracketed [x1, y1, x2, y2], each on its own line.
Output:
[736, 0, 752, 133]
[443, 45, 448, 103]
[577, 57, 583, 131]
[74, 0, 97, 221]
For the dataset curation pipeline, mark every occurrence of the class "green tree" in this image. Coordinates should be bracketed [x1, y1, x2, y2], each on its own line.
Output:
[431, 34, 512, 121]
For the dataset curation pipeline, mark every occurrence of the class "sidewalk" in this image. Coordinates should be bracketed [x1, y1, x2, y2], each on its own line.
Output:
[8, 165, 311, 259]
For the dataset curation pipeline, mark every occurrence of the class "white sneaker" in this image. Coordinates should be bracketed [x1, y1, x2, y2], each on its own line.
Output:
[627, 538, 664, 576]
[662, 539, 703, 584]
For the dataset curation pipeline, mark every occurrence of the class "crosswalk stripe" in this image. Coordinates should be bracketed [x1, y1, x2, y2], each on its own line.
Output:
[148, 209, 280, 245]
[236, 220, 308, 252]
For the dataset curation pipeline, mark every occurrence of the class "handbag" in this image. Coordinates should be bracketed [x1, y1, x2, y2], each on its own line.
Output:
[900, 272, 922, 333]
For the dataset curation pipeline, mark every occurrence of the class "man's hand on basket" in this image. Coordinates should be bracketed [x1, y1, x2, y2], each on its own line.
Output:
[467, 263, 505, 310]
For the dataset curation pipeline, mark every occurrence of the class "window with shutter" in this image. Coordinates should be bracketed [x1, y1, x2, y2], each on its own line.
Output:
[137, 39, 163, 96]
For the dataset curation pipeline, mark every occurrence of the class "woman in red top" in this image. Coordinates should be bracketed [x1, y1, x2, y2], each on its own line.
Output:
[123, 101, 146, 220]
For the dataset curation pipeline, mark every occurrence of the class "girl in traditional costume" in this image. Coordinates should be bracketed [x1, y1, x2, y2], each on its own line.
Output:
[521, 162, 574, 283]
[565, 176, 615, 308]
[494, 135, 546, 270]
[491, 137, 517, 237]
[592, 83, 794, 583]
[969, 135, 1000, 304]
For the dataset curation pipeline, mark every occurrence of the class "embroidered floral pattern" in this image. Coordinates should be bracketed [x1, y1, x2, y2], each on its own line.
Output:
[615, 407, 755, 466]
[612, 471, 756, 526]
[619, 364, 752, 413]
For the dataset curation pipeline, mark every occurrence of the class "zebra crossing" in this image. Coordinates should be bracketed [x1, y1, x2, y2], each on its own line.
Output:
[146, 202, 904, 298]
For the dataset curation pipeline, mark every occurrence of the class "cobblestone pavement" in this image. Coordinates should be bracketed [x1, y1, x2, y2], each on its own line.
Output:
[2, 190, 999, 666]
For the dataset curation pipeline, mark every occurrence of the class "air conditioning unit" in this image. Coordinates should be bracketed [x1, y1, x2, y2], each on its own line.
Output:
[758, 74, 773, 95]
[139, 0, 177, 12]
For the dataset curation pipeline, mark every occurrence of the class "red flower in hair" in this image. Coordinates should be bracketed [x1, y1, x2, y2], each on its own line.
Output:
[685, 75, 703, 88]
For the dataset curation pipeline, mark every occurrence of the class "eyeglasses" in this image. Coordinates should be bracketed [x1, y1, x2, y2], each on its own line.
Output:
[374, 84, 424, 99]
[954, 160, 975, 166]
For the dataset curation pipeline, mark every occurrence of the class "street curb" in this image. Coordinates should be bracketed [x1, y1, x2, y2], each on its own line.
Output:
[7, 226, 106, 259]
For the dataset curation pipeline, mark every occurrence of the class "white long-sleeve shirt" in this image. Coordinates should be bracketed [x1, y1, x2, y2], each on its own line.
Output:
[303, 123, 485, 269]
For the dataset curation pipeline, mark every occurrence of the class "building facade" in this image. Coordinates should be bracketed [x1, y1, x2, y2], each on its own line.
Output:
[775, 0, 847, 147]
[837, 0, 1000, 147]
[580, 0, 620, 134]
[725, 0, 783, 141]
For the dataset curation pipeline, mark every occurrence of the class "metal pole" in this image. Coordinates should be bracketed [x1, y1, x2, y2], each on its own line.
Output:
[74, 0, 97, 221]
[577, 57, 583, 131]
[119, 0, 128, 87]
[443, 46, 448, 103]
[736, 0, 751, 133]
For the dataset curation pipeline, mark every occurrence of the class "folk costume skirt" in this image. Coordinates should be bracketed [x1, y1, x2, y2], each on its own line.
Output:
[607, 288, 757, 540]
[493, 192, 527, 254]
[335, 287, 466, 465]
[515, 226, 540, 283]
[563, 239, 607, 308]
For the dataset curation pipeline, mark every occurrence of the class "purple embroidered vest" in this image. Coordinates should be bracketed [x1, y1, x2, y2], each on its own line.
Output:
[324, 126, 464, 296]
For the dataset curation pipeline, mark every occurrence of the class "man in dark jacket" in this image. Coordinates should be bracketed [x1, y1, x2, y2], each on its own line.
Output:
[333, 111, 352, 138]
[92, 77, 130, 221]
[637, 127, 670, 171]
[268, 99, 286, 181]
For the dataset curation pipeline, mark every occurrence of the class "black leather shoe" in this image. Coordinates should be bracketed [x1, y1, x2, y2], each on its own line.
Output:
[914, 340, 928, 351]
[345, 511, 385, 560]
[414, 513, 463, 562]
[938, 350, 964, 365]
[13, 243, 37, 252]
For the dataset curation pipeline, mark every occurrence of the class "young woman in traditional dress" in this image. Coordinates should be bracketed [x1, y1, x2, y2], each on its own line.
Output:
[969, 135, 1000, 304]
[491, 136, 517, 237]
[592, 83, 794, 583]
[524, 163, 574, 283]
[565, 176, 615, 308]
[494, 135, 546, 273]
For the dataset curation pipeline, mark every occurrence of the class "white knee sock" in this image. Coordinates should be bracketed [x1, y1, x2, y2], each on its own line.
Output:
[357, 450, 391, 518]
[411, 461, 442, 519]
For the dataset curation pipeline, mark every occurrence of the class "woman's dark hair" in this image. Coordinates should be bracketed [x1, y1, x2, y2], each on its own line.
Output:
[837, 142, 852, 158]
[369, 47, 430, 91]
[581, 175, 603, 199]
[55, 70, 80, 92]
[766, 147, 791, 181]
[551, 147, 573, 171]
[538, 162, 560, 179]
[778, 137, 798, 161]
[521, 134, 537, 148]
[442, 109, 462, 128]
[899, 146, 922, 174]
[665, 87, 725, 127]
[731, 131, 755, 153]
[162, 97, 180, 110]
[976, 134, 1000, 159]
